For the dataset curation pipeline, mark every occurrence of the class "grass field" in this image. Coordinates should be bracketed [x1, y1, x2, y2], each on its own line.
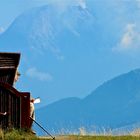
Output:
[0, 128, 48, 140]
[1, 129, 140, 140]
[54, 135, 140, 140]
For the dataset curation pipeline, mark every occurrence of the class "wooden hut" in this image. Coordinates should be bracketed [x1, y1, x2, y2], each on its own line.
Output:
[0, 52, 31, 129]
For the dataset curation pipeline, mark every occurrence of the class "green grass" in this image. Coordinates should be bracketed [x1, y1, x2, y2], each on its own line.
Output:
[0, 128, 51, 140]
[55, 135, 140, 140]
[1, 129, 140, 140]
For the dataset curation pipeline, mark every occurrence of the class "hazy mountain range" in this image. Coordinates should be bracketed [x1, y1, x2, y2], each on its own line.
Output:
[0, 1, 138, 106]
[0, 1, 140, 136]
[35, 69, 140, 135]
[0, 3, 97, 106]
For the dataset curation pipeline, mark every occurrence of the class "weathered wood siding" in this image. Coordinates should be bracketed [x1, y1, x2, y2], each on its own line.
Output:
[0, 52, 30, 129]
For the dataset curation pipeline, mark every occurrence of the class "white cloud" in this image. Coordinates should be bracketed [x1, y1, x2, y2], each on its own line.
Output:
[0, 27, 4, 34]
[26, 67, 53, 81]
[45, 0, 87, 14]
[50, 46, 65, 60]
[78, 0, 87, 9]
[113, 23, 140, 52]
[47, 0, 86, 9]
[120, 24, 136, 47]
[136, 0, 140, 7]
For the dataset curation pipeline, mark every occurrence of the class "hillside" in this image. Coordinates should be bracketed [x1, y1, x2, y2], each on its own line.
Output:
[36, 69, 140, 134]
[0, 1, 140, 136]
[0, 3, 95, 106]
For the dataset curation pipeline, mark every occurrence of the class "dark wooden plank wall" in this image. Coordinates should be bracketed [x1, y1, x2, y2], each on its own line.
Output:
[0, 83, 20, 129]
[0, 88, 20, 129]
[0, 53, 20, 85]
[0, 83, 30, 129]
[0, 52, 31, 129]
[20, 92, 30, 129]
[0, 52, 20, 86]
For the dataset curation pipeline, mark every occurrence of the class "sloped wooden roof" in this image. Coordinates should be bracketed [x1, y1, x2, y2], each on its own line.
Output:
[0, 52, 20, 85]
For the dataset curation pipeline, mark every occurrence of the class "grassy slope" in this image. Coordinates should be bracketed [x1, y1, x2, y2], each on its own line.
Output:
[1, 129, 140, 140]
[56, 135, 140, 140]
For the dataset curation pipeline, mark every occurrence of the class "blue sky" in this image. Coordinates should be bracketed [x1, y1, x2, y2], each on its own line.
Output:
[0, 0, 49, 30]
[1, 0, 140, 107]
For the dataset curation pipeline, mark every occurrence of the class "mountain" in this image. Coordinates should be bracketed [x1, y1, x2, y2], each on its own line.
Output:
[1, 1, 140, 135]
[0, 4, 96, 106]
[35, 69, 140, 135]
[0, 1, 135, 108]
[0, 4, 94, 55]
